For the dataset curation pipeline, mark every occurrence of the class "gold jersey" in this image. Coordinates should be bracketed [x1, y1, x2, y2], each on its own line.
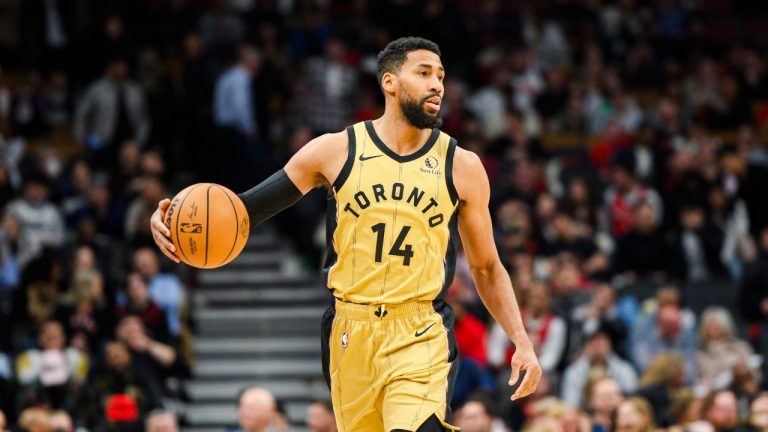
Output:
[323, 120, 459, 304]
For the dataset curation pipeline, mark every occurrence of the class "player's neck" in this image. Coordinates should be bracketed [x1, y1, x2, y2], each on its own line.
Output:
[371, 112, 434, 156]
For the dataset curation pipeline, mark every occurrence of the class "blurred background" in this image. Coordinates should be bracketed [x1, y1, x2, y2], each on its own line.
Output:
[1, 0, 768, 431]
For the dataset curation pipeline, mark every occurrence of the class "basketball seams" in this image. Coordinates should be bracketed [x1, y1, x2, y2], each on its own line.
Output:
[215, 185, 240, 268]
[174, 184, 200, 267]
[203, 185, 213, 267]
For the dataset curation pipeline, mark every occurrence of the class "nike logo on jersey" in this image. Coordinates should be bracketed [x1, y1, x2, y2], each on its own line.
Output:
[415, 323, 436, 337]
[359, 154, 383, 161]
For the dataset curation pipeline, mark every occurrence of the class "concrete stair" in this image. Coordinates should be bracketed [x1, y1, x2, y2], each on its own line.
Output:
[182, 224, 330, 430]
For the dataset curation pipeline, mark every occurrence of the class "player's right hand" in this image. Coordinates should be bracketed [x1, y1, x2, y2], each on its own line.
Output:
[150, 199, 180, 263]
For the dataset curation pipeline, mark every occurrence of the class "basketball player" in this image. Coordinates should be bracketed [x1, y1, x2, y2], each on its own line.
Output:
[150, 37, 541, 431]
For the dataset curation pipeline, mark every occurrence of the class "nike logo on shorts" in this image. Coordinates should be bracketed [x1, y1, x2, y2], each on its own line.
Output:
[359, 154, 383, 161]
[415, 323, 436, 337]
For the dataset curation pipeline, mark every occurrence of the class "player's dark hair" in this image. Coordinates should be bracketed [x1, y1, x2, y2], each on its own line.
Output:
[376, 37, 441, 87]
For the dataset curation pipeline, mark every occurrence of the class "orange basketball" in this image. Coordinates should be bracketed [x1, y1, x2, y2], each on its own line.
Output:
[165, 183, 250, 269]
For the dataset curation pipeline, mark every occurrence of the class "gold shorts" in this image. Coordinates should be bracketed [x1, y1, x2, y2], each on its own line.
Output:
[321, 300, 459, 431]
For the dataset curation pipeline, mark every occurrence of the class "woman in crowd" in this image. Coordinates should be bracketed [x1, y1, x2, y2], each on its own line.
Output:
[615, 397, 655, 432]
[697, 307, 759, 391]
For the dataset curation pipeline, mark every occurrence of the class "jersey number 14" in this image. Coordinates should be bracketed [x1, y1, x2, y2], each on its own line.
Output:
[371, 223, 413, 266]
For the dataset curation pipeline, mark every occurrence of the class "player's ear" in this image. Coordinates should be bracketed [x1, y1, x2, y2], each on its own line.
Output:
[381, 71, 397, 94]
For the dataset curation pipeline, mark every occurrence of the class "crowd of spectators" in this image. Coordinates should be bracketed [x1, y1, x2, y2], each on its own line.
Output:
[1, 0, 768, 431]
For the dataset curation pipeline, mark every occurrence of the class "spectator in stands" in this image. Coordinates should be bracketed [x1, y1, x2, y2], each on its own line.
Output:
[570, 283, 628, 358]
[5, 174, 64, 255]
[632, 303, 697, 383]
[79, 175, 125, 240]
[146, 410, 179, 432]
[306, 399, 337, 432]
[133, 247, 184, 339]
[88, 341, 162, 427]
[615, 397, 655, 432]
[233, 387, 277, 432]
[732, 363, 761, 420]
[17, 407, 51, 432]
[448, 285, 495, 406]
[467, 68, 510, 141]
[272, 399, 291, 432]
[601, 152, 663, 240]
[116, 272, 170, 344]
[115, 316, 177, 380]
[697, 307, 758, 391]
[110, 140, 141, 201]
[54, 266, 110, 353]
[671, 203, 727, 282]
[16, 321, 88, 413]
[749, 394, 768, 432]
[0, 213, 26, 290]
[455, 392, 506, 432]
[43, 71, 71, 129]
[589, 378, 625, 432]
[636, 354, 687, 427]
[561, 325, 636, 410]
[488, 283, 566, 378]
[0, 70, 9, 136]
[294, 36, 358, 135]
[10, 71, 47, 139]
[739, 227, 768, 352]
[702, 390, 745, 432]
[561, 177, 599, 231]
[632, 287, 697, 340]
[212, 45, 261, 189]
[0, 394, 7, 432]
[667, 389, 705, 432]
[549, 256, 593, 315]
[614, 202, 672, 281]
[0, 164, 17, 215]
[124, 175, 165, 247]
[542, 211, 602, 265]
[49, 410, 74, 432]
[494, 200, 534, 262]
[14, 248, 62, 330]
[719, 146, 768, 240]
[59, 159, 92, 225]
[73, 56, 150, 170]
[450, 287, 488, 367]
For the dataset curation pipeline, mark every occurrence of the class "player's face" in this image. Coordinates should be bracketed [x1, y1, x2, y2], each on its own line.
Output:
[396, 50, 445, 129]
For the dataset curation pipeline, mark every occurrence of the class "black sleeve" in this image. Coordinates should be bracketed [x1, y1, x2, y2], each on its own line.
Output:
[237, 169, 304, 227]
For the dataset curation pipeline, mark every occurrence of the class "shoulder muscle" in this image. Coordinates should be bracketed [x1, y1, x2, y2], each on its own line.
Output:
[452, 147, 490, 206]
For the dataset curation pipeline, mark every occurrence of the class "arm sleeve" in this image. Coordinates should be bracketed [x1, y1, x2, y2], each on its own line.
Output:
[238, 169, 304, 227]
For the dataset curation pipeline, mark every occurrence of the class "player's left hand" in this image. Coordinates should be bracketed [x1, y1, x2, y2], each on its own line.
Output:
[508, 344, 542, 400]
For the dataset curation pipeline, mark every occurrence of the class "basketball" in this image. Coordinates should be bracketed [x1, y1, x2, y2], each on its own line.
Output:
[165, 183, 250, 269]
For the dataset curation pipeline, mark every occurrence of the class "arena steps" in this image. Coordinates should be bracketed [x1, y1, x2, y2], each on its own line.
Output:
[187, 380, 328, 402]
[196, 287, 329, 307]
[194, 306, 327, 337]
[194, 337, 320, 358]
[193, 358, 323, 379]
[183, 224, 330, 430]
[184, 401, 310, 428]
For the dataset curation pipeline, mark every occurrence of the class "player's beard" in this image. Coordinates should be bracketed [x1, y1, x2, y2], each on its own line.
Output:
[399, 91, 443, 129]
